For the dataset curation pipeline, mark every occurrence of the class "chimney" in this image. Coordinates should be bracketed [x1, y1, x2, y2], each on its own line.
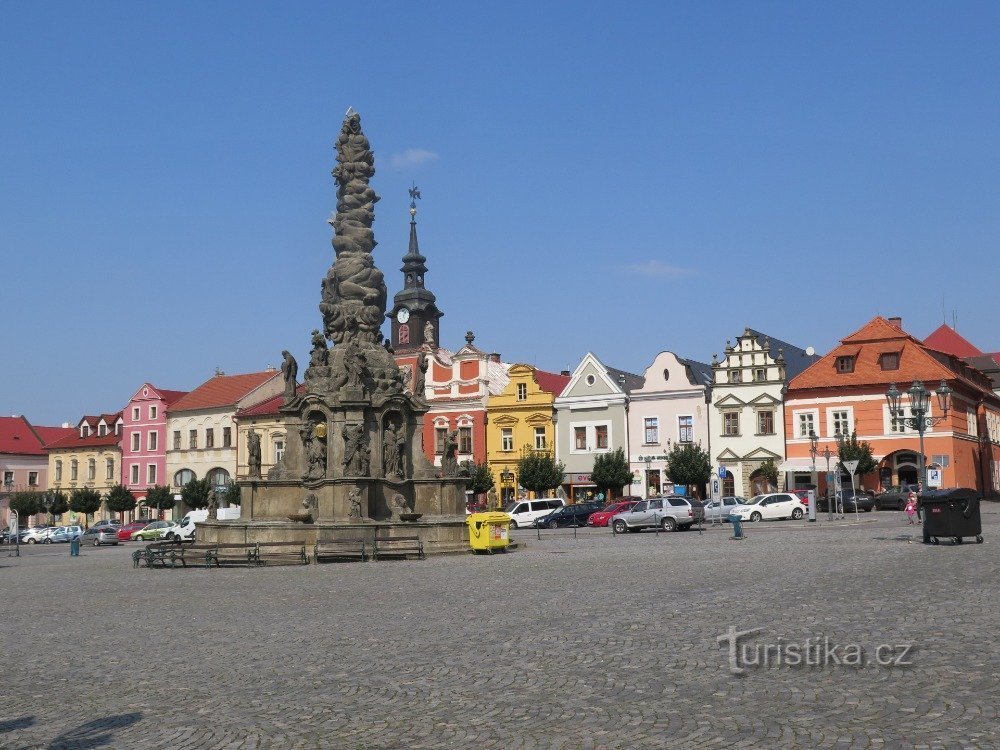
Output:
[489, 352, 501, 363]
[561, 370, 571, 376]
[888, 316, 902, 328]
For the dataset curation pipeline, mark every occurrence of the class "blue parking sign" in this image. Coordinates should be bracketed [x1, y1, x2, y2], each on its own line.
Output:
[718, 466, 728, 479]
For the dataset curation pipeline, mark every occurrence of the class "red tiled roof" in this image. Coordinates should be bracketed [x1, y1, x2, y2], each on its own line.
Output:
[159, 389, 189, 405]
[169, 371, 280, 412]
[34, 425, 77, 447]
[923, 324, 984, 358]
[0, 416, 46, 456]
[45, 432, 122, 451]
[534, 369, 571, 397]
[235, 385, 305, 418]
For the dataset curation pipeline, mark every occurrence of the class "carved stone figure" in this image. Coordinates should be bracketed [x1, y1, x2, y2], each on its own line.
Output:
[207, 490, 218, 520]
[441, 429, 460, 477]
[556, 485, 568, 502]
[487, 486, 499, 511]
[281, 350, 298, 402]
[389, 492, 408, 521]
[413, 351, 428, 399]
[309, 330, 329, 368]
[247, 429, 262, 479]
[423, 320, 434, 346]
[301, 424, 326, 480]
[343, 340, 365, 390]
[347, 487, 364, 520]
[383, 421, 404, 479]
[342, 423, 369, 477]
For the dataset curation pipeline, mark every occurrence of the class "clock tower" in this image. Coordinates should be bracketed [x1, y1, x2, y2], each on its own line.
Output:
[387, 186, 443, 353]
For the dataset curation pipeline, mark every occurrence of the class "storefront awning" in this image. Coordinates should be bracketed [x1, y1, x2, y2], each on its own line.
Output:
[776, 458, 819, 473]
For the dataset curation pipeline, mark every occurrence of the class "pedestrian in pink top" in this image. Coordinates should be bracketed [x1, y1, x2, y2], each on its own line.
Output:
[905, 491, 918, 524]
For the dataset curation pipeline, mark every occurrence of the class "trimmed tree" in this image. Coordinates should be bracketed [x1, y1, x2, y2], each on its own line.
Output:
[665, 443, 712, 499]
[105, 484, 137, 521]
[757, 458, 779, 489]
[837, 432, 878, 477]
[516, 450, 565, 498]
[48, 491, 70, 521]
[69, 488, 104, 525]
[8, 491, 40, 522]
[461, 461, 495, 496]
[181, 478, 212, 510]
[590, 447, 633, 501]
[144, 485, 176, 518]
[221, 482, 241, 507]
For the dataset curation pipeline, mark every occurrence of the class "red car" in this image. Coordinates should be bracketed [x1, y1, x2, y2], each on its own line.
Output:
[117, 520, 157, 541]
[587, 498, 641, 527]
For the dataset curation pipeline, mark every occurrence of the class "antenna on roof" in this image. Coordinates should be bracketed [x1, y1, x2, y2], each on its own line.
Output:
[952, 310, 957, 331]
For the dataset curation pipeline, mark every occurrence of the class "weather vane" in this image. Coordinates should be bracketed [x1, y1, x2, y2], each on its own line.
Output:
[409, 183, 421, 217]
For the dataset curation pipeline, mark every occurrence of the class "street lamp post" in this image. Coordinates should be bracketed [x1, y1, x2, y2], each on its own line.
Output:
[500, 469, 514, 505]
[886, 380, 953, 490]
[822, 446, 833, 521]
[808, 430, 819, 522]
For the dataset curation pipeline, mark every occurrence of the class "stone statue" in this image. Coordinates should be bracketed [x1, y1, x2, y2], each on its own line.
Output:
[343, 340, 365, 390]
[414, 351, 428, 399]
[441, 429, 460, 477]
[342, 423, 369, 477]
[389, 492, 408, 522]
[487, 486, 499, 511]
[383, 421, 404, 479]
[247, 429, 262, 479]
[207, 490, 218, 520]
[556, 485, 568, 503]
[423, 320, 434, 346]
[347, 487, 364, 520]
[309, 330, 329, 368]
[281, 350, 298, 402]
[301, 424, 326, 480]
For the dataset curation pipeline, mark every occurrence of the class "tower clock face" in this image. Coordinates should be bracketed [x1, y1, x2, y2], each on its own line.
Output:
[396, 307, 410, 324]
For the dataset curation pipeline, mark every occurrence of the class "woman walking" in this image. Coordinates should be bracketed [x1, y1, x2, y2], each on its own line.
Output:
[905, 490, 918, 524]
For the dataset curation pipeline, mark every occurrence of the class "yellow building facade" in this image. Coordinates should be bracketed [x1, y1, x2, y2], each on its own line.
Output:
[486, 364, 569, 503]
[47, 439, 122, 525]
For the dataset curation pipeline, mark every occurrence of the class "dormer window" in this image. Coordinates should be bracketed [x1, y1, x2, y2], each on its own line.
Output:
[879, 353, 899, 371]
[836, 356, 855, 373]
[98, 425, 107, 437]
[81, 425, 90, 437]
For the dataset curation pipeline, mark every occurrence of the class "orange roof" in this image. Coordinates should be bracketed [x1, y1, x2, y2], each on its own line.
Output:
[46, 431, 122, 451]
[0, 416, 47, 456]
[170, 371, 280, 412]
[923, 324, 984, 358]
[534, 369, 571, 397]
[235, 384, 305, 419]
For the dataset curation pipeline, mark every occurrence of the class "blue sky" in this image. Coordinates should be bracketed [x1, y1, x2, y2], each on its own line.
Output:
[2, 2, 998, 425]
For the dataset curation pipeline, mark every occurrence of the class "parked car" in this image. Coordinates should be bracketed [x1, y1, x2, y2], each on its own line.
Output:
[131, 521, 179, 542]
[81, 527, 120, 546]
[504, 498, 565, 529]
[22, 526, 53, 544]
[534, 501, 603, 528]
[818, 490, 876, 513]
[730, 493, 804, 522]
[47, 526, 83, 543]
[610, 495, 705, 533]
[875, 485, 913, 511]
[587, 499, 641, 527]
[703, 496, 746, 521]
[118, 520, 156, 541]
[91, 519, 121, 531]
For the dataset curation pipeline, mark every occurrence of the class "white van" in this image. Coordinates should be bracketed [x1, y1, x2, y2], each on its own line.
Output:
[171, 507, 240, 541]
[504, 498, 565, 529]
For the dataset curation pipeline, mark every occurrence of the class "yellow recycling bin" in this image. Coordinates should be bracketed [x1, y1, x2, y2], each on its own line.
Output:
[467, 512, 512, 553]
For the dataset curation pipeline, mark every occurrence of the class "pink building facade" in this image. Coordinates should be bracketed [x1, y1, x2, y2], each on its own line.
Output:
[121, 383, 187, 502]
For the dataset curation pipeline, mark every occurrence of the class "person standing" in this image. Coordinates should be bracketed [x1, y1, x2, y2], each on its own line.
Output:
[904, 490, 917, 525]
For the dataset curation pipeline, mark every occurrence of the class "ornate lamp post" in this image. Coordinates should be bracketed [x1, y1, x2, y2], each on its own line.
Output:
[886, 380, 953, 490]
[821, 445, 834, 521]
[808, 430, 819, 521]
[500, 469, 514, 505]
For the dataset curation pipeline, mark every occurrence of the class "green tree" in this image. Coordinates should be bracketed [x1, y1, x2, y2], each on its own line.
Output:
[461, 461, 495, 496]
[836, 432, 878, 477]
[590, 447, 633, 500]
[757, 458, 779, 488]
[8, 491, 40, 521]
[665, 443, 711, 499]
[69, 488, 103, 523]
[144, 485, 176, 517]
[181, 478, 212, 510]
[516, 449, 565, 497]
[221, 482, 241, 507]
[105, 484, 137, 520]
[48, 491, 70, 520]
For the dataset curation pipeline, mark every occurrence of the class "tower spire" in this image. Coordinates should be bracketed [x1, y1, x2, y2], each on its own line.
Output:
[402, 183, 427, 285]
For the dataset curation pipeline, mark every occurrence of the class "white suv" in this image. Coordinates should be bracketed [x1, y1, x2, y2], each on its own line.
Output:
[504, 498, 565, 529]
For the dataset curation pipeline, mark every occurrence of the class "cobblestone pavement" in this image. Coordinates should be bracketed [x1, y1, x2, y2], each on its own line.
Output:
[2, 508, 999, 749]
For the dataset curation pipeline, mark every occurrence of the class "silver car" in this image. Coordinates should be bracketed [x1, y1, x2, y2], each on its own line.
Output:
[610, 495, 705, 533]
[81, 527, 120, 546]
[21, 526, 53, 544]
[703, 496, 746, 521]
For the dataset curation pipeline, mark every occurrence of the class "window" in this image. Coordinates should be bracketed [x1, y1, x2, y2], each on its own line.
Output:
[836, 356, 855, 373]
[2, 470, 12, 486]
[131, 432, 140, 452]
[130, 464, 140, 484]
[132, 407, 140, 421]
[728, 370, 742, 383]
[223, 427, 232, 448]
[173, 431, 181, 450]
[28, 471, 38, 487]
[174, 469, 195, 487]
[595, 425, 608, 449]
[798, 413, 815, 438]
[753, 368, 767, 382]
[189, 430, 198, 449]
[501, 428, 514, 452]
[55, 460, 62, 482]
[534, 427, 546, 450]
[723, 412, 740, 436]
[148, 431, 158, 451]
[81, 425, 90, 437]
[967, 409, 978, 438]
[832, 410, 850, 437]
[516, 383, 527, 401]
[87, 459, 96, 481]
[678, 416, 693, 443]
[274, 439, 285, 463]
[880, 353, 899, 371]
[206, 468, 231, 488]
[71, 460, 78, 481]
[205, 428, 215, 449]
[98, 425, 107, 437]
[459, 426, 473, 454]
[436, 427, 448, 454]
[106, 458, 114, 480]
[758, 410, 774, 435]
[574, 427, 587, 450]
[147, 465, 157, 484]
[149, 405, 157, 420]
[644, 418, 658, 444]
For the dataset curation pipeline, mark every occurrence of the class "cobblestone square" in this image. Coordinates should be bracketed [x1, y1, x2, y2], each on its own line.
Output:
[3, 509, 999, 749]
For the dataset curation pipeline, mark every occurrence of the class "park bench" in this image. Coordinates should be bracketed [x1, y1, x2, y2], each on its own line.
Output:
[372, 534, 425, 561]
[206, 543, 260, 568]
[314, 538, 367, 563]
[133, 542, 217, 569]
[256, 540, 309, 566]
[132, 541, 173, 568]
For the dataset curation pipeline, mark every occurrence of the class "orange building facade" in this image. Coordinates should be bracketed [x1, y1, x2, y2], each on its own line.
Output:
[784, 317, 1000, 497]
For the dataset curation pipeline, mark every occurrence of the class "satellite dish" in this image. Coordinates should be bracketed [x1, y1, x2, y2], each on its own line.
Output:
[806, 346, 815, 356]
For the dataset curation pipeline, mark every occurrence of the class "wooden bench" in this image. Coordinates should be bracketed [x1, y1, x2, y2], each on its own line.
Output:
[133, 542, 216, 568]
[314, 538, 367, 563]
[372, 535, 425, 561]
[133, 541, 174, 568]
[256, 540, 308, 566]
[206, 543, 260, 568]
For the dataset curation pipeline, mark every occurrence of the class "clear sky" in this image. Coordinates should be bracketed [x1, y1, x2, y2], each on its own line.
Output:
[2, 2, 998, 425]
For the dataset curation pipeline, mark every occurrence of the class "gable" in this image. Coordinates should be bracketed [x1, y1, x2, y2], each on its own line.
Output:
[716, 448, 741, 461]
[747, 392, 781, 407]
[561, 353, 619, 399]
[745, 446, 783, 460]
[714, 394, 748, 409]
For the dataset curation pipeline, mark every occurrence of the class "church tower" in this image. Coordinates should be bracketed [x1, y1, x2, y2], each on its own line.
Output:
[387, 186, 443, 352]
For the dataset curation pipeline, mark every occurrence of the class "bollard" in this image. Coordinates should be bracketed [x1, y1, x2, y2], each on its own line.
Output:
[70, 538, 81, 556]
[729, 513, 745, 540]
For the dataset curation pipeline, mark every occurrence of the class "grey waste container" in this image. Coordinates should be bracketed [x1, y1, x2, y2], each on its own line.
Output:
[919, 488, 983, 545]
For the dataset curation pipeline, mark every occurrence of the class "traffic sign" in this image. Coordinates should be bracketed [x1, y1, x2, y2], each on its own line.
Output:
[718, 466, 728, 479]
[843, 460, 860, 475]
